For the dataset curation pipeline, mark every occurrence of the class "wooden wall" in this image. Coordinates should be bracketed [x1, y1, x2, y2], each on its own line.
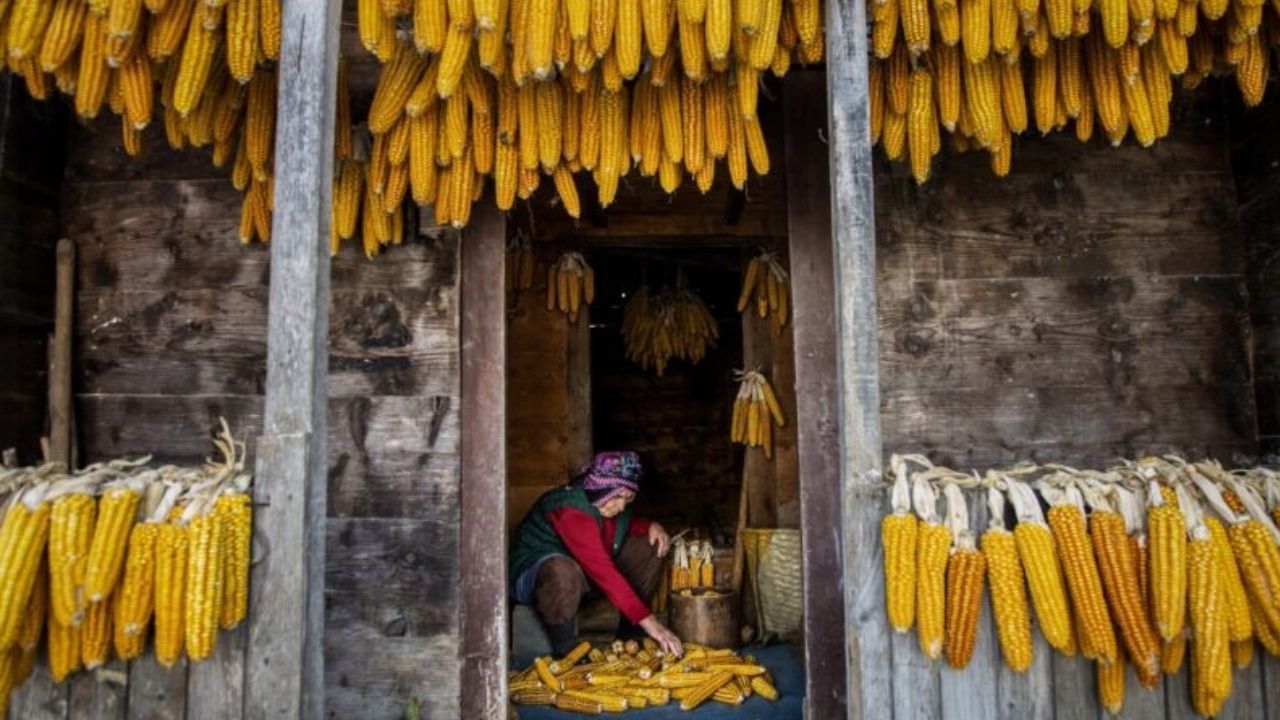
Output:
[1229, 90, 1280, 459]
[876, 95, 1258, 470]
[867, 88, 1278, 720]
[9, 116, 463, 719]
[0, 76, 66, 465]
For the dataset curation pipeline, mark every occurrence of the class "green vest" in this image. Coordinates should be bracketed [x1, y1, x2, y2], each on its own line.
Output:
[510, 486, 632, 586]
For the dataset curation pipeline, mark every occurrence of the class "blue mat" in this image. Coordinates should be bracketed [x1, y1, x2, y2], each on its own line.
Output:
[510, 643, 804, 719]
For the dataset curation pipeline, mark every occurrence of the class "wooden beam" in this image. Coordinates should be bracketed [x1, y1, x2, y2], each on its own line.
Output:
[824, 0, 888, 714]
[243, 1, 341, 717]
[459, 203, 508, 718]
[782, 70, 850, 720]
[49, 239, 73, 469]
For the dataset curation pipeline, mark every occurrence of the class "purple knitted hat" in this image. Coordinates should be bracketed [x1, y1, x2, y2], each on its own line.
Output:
[575, 451, 643, 507]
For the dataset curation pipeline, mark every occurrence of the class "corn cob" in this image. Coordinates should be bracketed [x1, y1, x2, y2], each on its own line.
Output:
[0, 488, 53, 649]
[48, 618, 82, 682]
[50, 491, 98, 628]
[1180, 484, 1231, 715]
[81, 594, 112, 669]
[882, 463, 919, 633]
[84, 485, 142, 603]
[943, 484, 987, 670]
[1097, 646, 1126, 715]
[1147, 480, 1186, 641]
[1047, 487, 1117, 664]
[154, 513, 189, 667]
[259, 0, 280, 60]
[982, 486, 1033, 672]
[1090, 492, 1159, 684]
[1008, 480, 1075, 654]
[915, 479, 952, 660]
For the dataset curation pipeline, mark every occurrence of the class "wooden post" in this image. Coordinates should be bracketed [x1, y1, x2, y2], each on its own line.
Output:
[243, 1, 341, 717]
[49, 239, 74, 469]
[823, 0, 888, 714]
[459, 203, 508, 718]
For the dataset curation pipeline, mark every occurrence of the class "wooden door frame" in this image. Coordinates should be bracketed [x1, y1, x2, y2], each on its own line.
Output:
[459, 45, 879, 720]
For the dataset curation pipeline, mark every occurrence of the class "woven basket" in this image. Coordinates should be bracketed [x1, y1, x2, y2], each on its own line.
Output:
[741, 528, 802, 642]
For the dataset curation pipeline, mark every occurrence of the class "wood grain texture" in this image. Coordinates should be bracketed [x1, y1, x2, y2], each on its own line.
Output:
[940, 498, 998, 720]
[1050, 654, 1097, 720]
[125, 653, 189, 720]
[995, 628, 1053, 720]
[187, 625, 247, 720]
[243, 1, 342, 717]
[785, 68, 861, 719]
[9, 663, 69, 720]
[459, 204, 507, 719]
[68, 661, 128, 720]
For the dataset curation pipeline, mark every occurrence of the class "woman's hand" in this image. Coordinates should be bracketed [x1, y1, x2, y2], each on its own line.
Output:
[648, 522, 671, 557]
[639, 615, 683, 658]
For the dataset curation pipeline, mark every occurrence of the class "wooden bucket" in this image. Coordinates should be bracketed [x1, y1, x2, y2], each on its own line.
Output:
[668, 589, 740, 649]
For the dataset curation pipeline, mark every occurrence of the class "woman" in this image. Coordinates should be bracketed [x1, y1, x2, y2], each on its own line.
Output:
[510, 451, 683, 658]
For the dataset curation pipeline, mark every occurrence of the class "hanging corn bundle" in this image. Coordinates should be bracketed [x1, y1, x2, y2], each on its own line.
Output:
[736, 250, 790, 328]
[546, 251, 596, 322]
[621, 284, 719, 376]
[0, 421, 253, 711]
[882, 454, 1280, 719]
[729, 369, 786, 459]
[670, 536, 717, 592]
[868, 0, 1280, 182]
[506, 232, 538, 292]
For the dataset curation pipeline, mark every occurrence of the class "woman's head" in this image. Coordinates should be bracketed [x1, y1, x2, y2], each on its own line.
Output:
[575, 451, 643, 515]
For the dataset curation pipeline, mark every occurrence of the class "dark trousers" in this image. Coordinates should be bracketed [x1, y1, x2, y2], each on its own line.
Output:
[533, 536, 664, 629]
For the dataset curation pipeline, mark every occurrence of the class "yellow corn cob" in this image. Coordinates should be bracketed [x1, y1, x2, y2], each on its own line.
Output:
[259, 0, 280, 59]
[1148, 485, 1186, 641]
[964, 56, 1002, 149]
[999, 55, 1028, 133]
[1044, 0, 1071, 36]
[1057, 37, 1083, 119]
[245, 69, 275, 181]
[81, 595, 111, 669]
[882, 493, 920, 634]
[992, 0, 1017, 55]
[1091, 510, 1159, 684]
[881, 110, 906, 161]
[726, 98, 747, 188]
[1033, 41, 1058, 135]
[1161, 632, 1186, 673]
[554, 693, 602, 714]
[900, 0, 930, 55]
[173, 11, 220, 116]
[1232, 638, 1253, 668]
[38, 0, 87, 72]
[527, 0, 559, 78]
[983, 526, 1033, 672]
[536, 80, 565, 171]
[84, 487, 141, 603]
[1189, 533, 1231, 714]
[114, 522, 158, 645]
[747, 0, 781, 69]
[50, 493, 97, 628]
[120, 53, 154, 130]
[682, 76, 706, 173]
[1049, 502, 1117, 664]
[658, 77, 684, 163]
[48, 618, 82, 682]
[215, 494, 251, 629]
[1014, 520, 1075, 654]
[1120, 67, 1156, 147]
[1097, 647, 1126, 715]
[1237, 34, 1269, 108]
[679, 670, 735, 710]
[930, 44, 960, 133]
[961, 0, 991, 62]
[1228, 520, 1280, 637]
[906, 67, 934, 184]
[6, 0, 54, 61]
[871, 0, 899, 59]
[18, 552, 47, 654]
[75, 14, 110, 119]
[154, 517, 189, 667]
[1251, 599, 1280, 656]
[225, 0, 258, 83]
[184, 509, 225, 661]
[916, 520, 952, 660]
[1202, 517, 1252, 646]
[744, 114, 768, 175]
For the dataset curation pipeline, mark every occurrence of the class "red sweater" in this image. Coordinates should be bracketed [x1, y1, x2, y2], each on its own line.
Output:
[547, 508, 653, 623]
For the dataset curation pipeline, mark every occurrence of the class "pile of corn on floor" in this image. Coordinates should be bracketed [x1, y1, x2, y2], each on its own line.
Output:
[510, 643, 804, 719]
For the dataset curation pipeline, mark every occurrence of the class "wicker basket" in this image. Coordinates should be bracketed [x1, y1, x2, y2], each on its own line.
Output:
[740, 528, 802, 642]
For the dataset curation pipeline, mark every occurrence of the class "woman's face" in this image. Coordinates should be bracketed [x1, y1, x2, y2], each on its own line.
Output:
[597, 490, 636, 518]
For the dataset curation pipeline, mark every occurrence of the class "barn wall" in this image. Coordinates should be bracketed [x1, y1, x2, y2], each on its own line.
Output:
[876, 96, 1258, 471]
[25, 117, 462, 719]
[866, 85, 1275, 719]
[0, 76, 66, 465]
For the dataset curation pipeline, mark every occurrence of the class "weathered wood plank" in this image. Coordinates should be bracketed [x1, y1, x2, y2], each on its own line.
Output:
[68, 662, 128, 720]
[9, 663, 68, 720]
[186, 623, 247, 720]
[995, 627, 1052, 720]
[1116, 665, 1165, 720]
[891, 629, 940, 720]
[325, 518, 459, 640]
[324, 634, 460, 720]
[1164, 667, 1197, 720]
[1051, 654, 1097, 720]
[785, 68, 861, 719]
[460, 204, 506, 718]
[76, 287, 457, 398]
[125, 653, 189, 720]
[1262, 654, 1280, 717]
[244, 1, 342, 716]
[1216, 660, 1266, 720]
